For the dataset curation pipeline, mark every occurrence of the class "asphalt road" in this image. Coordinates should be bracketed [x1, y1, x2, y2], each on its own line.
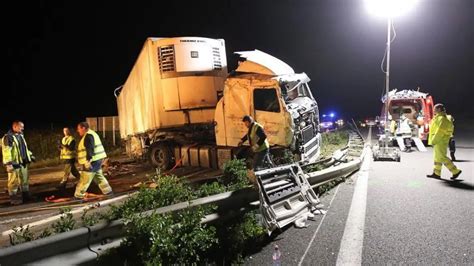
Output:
[246, 121, 473, 265]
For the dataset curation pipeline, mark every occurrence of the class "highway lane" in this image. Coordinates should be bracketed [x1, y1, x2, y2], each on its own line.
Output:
[246, 122, 473, 265]
[363, 121, 473, 264]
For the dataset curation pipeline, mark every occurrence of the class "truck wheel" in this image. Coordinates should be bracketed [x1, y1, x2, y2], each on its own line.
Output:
[148, 143, 173, 170]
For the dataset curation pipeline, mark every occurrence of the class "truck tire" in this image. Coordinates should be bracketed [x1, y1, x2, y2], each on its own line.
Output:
[148, 142, 173, 170]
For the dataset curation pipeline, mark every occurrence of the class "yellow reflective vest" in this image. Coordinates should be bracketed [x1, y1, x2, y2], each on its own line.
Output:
[77, 130, 107, 164]
[2, 133, 32, 165]
[248, 122, 270, 152]
[428, 113, 453, 146]
[60, 135, 76, 160]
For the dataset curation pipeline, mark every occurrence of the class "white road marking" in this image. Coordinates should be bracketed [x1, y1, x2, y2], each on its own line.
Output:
[298, 184, 341, 266]
[336, 145, 372, 266]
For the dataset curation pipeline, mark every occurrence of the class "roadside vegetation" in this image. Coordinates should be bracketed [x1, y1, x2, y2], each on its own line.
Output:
[320, 129, 349, 158]
[9, 159, 267, 264]
[8, 129, 351, 263]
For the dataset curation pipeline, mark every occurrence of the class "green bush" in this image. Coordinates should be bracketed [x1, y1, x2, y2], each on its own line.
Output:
[196, 181, 228, 197]
[81, 209, 101, 227]
[220, 159, 250, 190]
[212, 211, 267, 263]
[123, 208, 217, 265]
[52, 207, 76, 233]
[110, 175, 196, 220]
[10, 225, 35, 245]
[10, 225, 52, 245]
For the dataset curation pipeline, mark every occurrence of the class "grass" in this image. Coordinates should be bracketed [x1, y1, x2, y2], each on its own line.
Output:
[320, 129, 350, 158]
[9, 159, 264, 264]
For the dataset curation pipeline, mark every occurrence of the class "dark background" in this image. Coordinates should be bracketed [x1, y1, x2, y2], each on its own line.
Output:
[3, 0, 473, 129]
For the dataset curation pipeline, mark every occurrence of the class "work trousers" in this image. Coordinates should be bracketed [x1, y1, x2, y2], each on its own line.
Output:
[433, 142, 460, 176]
[7, 164, 28, 196]
[62, 159, 80, 183]
[74, 160, 112, 199]
[449, 137, 456, 153]
[253, 149, 271, 170]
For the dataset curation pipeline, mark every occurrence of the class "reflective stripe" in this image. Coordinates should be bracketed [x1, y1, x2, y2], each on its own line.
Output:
[2, 133, 31, 164]
[60, 136, 76, 159]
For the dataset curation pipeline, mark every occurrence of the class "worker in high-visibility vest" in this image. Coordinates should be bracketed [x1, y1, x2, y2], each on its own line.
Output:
[2, 121, 36, 205]
[57, 127, 80, 190]
[74, 122, 113, 199]
[238, 115, 271, 170]
[446, 114, 456, 161]
[427, 104, 462, 180]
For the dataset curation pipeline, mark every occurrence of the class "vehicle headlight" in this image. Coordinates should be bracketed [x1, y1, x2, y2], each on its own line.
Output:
[300, 121, 306, 127]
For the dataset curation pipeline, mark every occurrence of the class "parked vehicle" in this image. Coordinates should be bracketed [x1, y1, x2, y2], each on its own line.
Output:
[380, 89, 434, 141]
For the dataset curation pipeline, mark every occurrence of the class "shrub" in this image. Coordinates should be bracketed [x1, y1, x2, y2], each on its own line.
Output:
[10, 225, 35, 245]
[220, 159, 250, 190]
[52, 207, 76, 233]
[81, 209, 101, 227]
[110, 175, 195, 220]
[123, 207, 217, 265]
[212, 211, 267, 263]
[196, 181, 228, 197]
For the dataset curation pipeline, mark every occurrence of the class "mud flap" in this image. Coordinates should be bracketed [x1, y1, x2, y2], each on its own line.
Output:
[255, 164, 319, 234]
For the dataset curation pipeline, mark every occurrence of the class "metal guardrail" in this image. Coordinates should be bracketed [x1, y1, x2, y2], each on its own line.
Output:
[0, 127, 368, 265]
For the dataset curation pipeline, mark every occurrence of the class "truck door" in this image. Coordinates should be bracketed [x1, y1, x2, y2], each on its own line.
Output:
[253, 87, 292, 147]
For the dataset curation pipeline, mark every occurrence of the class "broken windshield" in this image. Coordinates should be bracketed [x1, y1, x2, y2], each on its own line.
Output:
[283, 82, 312, 101]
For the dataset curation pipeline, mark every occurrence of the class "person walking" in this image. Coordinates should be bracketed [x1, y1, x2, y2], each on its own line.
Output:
[57, 127, 80, 190]
[74, 122, 113, 199]
[426, 104, 462, 180]
[2, 121, 36, 205]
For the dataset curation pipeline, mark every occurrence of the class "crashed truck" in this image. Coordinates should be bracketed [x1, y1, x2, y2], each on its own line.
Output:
[379, 89, 434, 152]
[115, 37, 321, 170]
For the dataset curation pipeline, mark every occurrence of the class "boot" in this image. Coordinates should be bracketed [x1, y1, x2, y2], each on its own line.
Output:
[10, 194, 23, 205]
[57, 181, 67, 191]
[450, 152, 456, 162]
[451, 170, 462, 180]
[22, 191, 36, 202]
[426, 173, 441, 179]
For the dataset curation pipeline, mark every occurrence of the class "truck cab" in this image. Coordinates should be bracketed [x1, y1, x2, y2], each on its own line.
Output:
[215, 50, 321, 163]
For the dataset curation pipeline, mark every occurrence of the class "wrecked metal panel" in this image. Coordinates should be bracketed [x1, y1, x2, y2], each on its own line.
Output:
[276, 73, 310, 83]
[235, 50, 295, 75]
[255, 164, 320, 234]
[215, 77, 294, 147]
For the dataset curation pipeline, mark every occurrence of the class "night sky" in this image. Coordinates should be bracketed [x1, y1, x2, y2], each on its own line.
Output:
[3, 0, 473, 129]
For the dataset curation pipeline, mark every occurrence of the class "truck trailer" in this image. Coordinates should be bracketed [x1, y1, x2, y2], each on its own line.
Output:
[115, 37, 321, 170]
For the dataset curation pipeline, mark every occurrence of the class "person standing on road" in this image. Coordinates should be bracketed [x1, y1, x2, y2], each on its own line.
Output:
[74, 122, 113, 200]
[2, 121, 36, 205]
[427, 104, 462, 180]
[238, 115, 271, 170]
[57, 127, 80, 190]
[446, 114, 456, 161]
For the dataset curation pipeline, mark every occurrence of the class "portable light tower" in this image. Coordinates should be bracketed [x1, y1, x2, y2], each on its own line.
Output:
[365, 0, 418, 161]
